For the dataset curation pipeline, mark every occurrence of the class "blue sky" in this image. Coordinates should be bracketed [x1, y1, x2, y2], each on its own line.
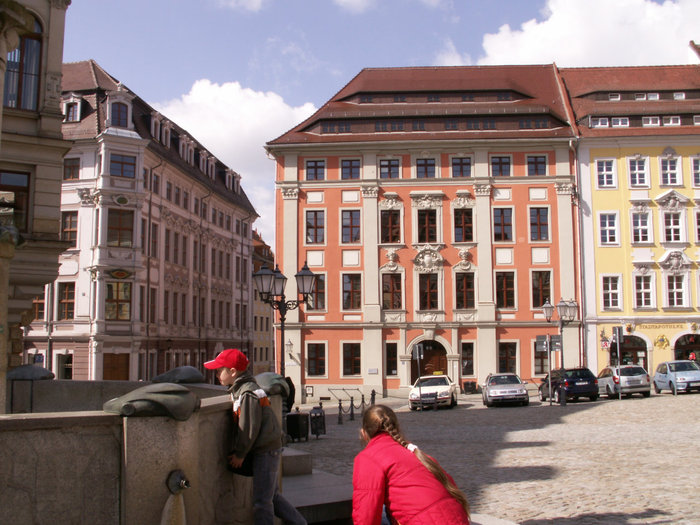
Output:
[62, 0, 700, 245]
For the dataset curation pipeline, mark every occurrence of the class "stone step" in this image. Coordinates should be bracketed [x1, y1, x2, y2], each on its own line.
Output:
[282, 446, 313, 476]
[281, 469, 353, 524]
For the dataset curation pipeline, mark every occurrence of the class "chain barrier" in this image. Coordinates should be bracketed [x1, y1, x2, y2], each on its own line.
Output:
[332, 388, 377, 424]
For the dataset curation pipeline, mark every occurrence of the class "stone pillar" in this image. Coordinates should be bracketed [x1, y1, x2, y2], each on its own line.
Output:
[555, 182, 579, 367]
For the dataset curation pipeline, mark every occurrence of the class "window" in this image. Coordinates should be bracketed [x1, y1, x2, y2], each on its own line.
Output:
[673, 92, 685, 100]
[106, 282, 131, 320]
[455, 273, 475, 309]
[498, 343, 517, 374]
[693, 158, 700, 187]
[596, 160, 615, 187]
[445, 120, 458, 130]
[150, 287, 157, 323]
[527, 155, 547, 176]
[599, 213, 617, 244]
[611, 117, 629, 127]
[306, 160, 325, 181]
[165, 182, 172, 201]
[663, 212, 682, 242]
[58, 283, 75, 320]
[663, 116, 681, 126]
[3, 17, 41, 110]
[307, 343, 326, 376]
[417, 209, 437, 243]
[491, 156, 510, 176]
[412, 120, 425, 131]
[643, 116, 660, 127]
[164, 229, 172, 262]
[532, 271, 551, 309]
[0, 171, 29, 231]
[343, 274, 362, 310]
[380, 159, 399, 179]
[419, 273, 438, 310]
[386, 342, 398, 376]
[493, 208, 513, 242]
[602, 276, 620, 309]
[110, 154, 136, 178]
[608, 93, 620, 101]
[635, 93, 646, 101]
[343, 343, 361, 375]
[452, 157, 471, 178]
[61, 211, 78, 248]
[648, 93, 660, 100]
[341, 159, 360, 180]
[173, 233, 179, 265]
[380, 209, 401, 243]
[534, 341, 548, 375]
[416, 158, 435, 178]
[591, 117, 609, 128]
[629, 158, 647, 186]
[107, 210, 134, 248]
[152, 174, 160, 194]
[661, 158, 679, 185]
[382, 273, 402, 309]
[111, 102, 128, 127]
[635, 275, 653, 308]
[151, 223, 159, 257]
[496, 272, 515, 308]
[529, 208, 548, 241]
[631, 212, 651, 243]
[342, 210, 361, 243]
[305, 210, 325, 244]
[63, 158, 80, 180]
[461, 342, 474, 376]
[308, 274, 326, 310]
[454, 209, 473, 242]
[32, 294, 44, 321]
[667, 275, 685, 307]
[390, 121, 404, 131]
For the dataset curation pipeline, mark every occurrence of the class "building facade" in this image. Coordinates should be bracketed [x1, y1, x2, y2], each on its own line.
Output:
[23, 60, 257, 381]
[267, 66, 583, 402]
[1, 0, 71, 411]
[252, 228, 274, 375]
[562, 65, 700, 376]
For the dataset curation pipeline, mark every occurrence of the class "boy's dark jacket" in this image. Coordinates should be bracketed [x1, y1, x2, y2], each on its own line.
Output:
[228, 371, 282, 459]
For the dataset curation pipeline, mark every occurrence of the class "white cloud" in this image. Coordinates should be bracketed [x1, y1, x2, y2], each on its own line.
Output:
[216, 0, 267, 11]
[332, 0, 376, 13]
[434, 38, 472, 66]
[436, 0, 700, 67]
[153, 80, 316, 246]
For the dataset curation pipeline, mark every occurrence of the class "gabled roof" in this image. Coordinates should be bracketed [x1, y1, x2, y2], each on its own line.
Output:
[62, 59, 122, 93]
[268, 64, 576, 146]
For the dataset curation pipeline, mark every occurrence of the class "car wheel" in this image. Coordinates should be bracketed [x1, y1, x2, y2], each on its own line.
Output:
[670, 382, 677, 395]
[606, 386, 615, 399]
[522, 398, 529, 406]
[642, 391, 651, 398]
[450, 395, 457, 408]
[538, 389, 546, 401]
[554, 389, 561, 404]
[589, 394, 598, 401]
[409, 403, 417, 411]
[653, 382, 661, 394]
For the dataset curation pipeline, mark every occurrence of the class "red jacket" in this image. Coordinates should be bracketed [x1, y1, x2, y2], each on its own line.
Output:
[352, 433, 470, 525]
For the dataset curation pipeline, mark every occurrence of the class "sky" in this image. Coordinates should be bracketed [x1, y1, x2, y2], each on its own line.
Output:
[62, 0, 700, 247]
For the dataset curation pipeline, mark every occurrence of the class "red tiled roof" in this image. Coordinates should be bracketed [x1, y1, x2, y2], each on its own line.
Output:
[62, 60, 121, 92]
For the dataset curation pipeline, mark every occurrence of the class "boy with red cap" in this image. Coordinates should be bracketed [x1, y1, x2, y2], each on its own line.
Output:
[205, 348, 306, 525]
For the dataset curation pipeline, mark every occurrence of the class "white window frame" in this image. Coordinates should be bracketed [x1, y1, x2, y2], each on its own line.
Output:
[304, 208, 327, 247]
[634, 93, 646, 101]
[633, 273, 655, 309]
[410, 192, 444, 244]
[380, 269, 405, 312]
[660, 156, 681, 185]
[663, 116, 681, 126]
[608, 93, 620, 101]
[340, 272, 363, 312]
[591, 117, 609, 128]
[631, 210, 652, 244]
[601, 274, 622, 311]
[414, 269, 445, 313]
[647, 93, 660, 101]
[664, 274, 687, 308]
[413, 155, 440, 179]
[642, 116, 660, 127]
[340, 340, 363, 378]
[692, 157, 700, 187]
[489, 154, 513, 177]
[595, 159, 617, 189]
[673, 92, 685, 100]
[611, 117, 629, 128]
[340, 207, 362, 245]
[694, 115, 700, 126]
[305, 341, 328, 379]
[598, 212, 619, 246]
[662, 211, 685, 243]
[628, 156, 648, 187]
[379, 205, 404, 245]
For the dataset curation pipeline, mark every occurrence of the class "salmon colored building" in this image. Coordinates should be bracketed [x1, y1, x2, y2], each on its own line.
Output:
[266, 65, 583, 402]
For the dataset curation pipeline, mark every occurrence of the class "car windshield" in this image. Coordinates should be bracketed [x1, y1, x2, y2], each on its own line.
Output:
[669, 361, 700, 372]
[564, 369, 594, 379]
[620, 367, 646, 376]
[416, 377, 449, 387]
[489, 375, 520, 385]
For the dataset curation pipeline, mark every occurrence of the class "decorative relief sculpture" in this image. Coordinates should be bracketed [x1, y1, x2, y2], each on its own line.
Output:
[411, 193, 441, 209]
[456, 247, 472, 270]
[452, 191, 474, 209]
[383, 248, 400, 272]
[413, 245, 443, 272]
[361, 185, 378, 198]
[281, 187, 299, 200]
[379, 193, 402, 209]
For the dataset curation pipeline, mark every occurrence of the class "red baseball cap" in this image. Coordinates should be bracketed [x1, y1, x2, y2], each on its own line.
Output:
[204, 348, 249, 371]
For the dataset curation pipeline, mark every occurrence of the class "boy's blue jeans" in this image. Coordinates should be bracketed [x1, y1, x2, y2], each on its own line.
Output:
[252, 448, 307, 525]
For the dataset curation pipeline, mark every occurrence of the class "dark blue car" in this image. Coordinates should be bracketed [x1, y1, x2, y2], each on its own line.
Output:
[538, 367, 598, 403]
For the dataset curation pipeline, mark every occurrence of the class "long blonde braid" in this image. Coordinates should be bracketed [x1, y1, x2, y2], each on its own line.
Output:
[362, 405, 470, 516]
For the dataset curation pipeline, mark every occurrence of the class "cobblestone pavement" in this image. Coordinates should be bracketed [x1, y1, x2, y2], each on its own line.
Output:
[290, 392, 700, 525]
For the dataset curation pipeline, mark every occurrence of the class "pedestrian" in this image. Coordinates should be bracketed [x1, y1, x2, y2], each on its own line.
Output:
[205, 348, 307, 525]
[352, 404, 470, 525]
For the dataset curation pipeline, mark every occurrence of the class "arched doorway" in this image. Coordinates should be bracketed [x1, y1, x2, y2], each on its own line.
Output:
[674, 334, 700, 361]
[610, 335, 648, 369]
[410, 340, 447, 383]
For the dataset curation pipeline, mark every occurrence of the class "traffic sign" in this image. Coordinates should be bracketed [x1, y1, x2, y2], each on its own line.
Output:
[550, 335, 562, 352]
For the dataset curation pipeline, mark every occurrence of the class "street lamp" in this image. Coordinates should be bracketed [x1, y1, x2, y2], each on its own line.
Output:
[253, 262, 317, 378]
[542, 298, 578, 406]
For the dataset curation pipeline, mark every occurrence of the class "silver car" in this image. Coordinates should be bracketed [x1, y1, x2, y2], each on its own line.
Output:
[653, 360, 700, 395]
[482, 373, 529, 407]
[408, 375, 458, 410]
[597, 365, 651, 398]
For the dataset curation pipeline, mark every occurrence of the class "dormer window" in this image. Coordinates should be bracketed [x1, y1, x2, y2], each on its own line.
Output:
[635, 93, 646, 101]
[663, 116, 681, 126]
[591, 117, 609, 128]
[226, 170, 233, 190]
[608, 93, 620, 101]
[161, 122, 171, 146]
[673, 92, 686, 100]
[65, 102, 78, 121]
[151, 115, 161, 139]
[643, 116, 660, 127]
[111, 102, 128, 128]
[199, 151, 208, 173]
[208, 158, 216, 179]
[648, 93, 659, 100]
[611, 117, 629, 128]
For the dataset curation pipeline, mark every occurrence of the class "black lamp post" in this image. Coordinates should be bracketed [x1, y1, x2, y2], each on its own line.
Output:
[253, 262, 317, 378]
[542, 298, 578, 406]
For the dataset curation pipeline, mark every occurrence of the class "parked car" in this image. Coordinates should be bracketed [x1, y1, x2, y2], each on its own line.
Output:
[538, 367, 598, 403]
[481, 373, 529, 407]
[653, 360, 700, 395]
[408, 375, 458, 410]
[597, 365, 651, 398]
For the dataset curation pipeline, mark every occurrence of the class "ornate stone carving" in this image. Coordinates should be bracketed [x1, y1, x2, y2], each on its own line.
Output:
[474, 184, 492, 196]
[452, 191, 474, 209]
[379, 193, 402, 209]
[659, 250, 691, 274]
[411, 193, 441, 209]
[633, 262, 652, 274]
[456, 247, 472, 270]
[656, 190, 688, 211]
[555, 182, 575, 195]
[281, 187, 299, 200]
[413, 245, 443, 272]
[77, 188, 96, 206]
[383, 248, 400, 272]
[361, 185, 378, 198]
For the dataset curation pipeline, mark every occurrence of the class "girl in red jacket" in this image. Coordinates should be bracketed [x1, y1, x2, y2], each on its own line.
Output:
[352, 404, 470, 525]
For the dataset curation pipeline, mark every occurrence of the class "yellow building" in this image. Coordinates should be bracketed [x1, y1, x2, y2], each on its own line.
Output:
[562, 65, 700, 377]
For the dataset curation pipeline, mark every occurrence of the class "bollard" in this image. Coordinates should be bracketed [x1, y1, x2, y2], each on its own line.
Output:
[559, 386, 567, 406]
[349, 396, 355, 421]
[371, 389, 376, 405]
[338, 399, 343, 424]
